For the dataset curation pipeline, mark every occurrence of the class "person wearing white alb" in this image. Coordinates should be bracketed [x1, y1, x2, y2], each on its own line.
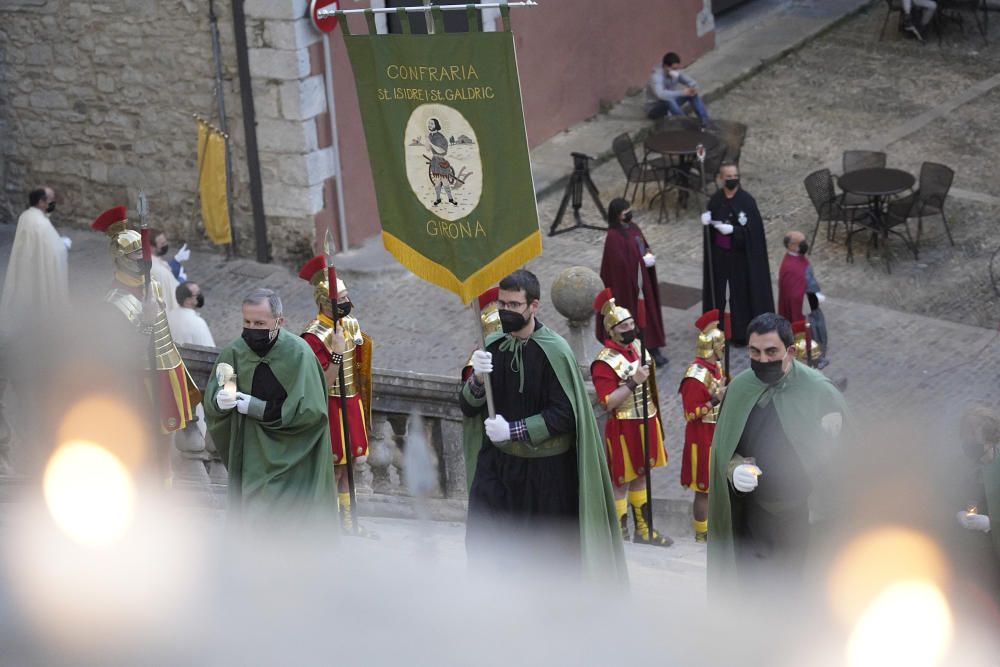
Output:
[167, 282, 215, 348]
[148, 228, 191, 312]
[0, 186, 71, 334]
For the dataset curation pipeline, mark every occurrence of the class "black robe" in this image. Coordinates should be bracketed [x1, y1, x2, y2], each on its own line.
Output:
[702, 188, 775, 345]
[459, 321, 579, 563]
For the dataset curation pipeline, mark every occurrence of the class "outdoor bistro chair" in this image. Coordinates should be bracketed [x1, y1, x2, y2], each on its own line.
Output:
[653, 115, 703, 133]
[839, 150, 888, 210]
[613, 132, 665, 203]
[804, 168, 856, 252]
[886, 161, 955, 256]
[879, 0, 905, 40]
[713, 119, 748, 166]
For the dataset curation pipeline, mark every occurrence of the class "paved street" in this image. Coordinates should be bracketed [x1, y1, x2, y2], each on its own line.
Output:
[3, 3, 1000, 528]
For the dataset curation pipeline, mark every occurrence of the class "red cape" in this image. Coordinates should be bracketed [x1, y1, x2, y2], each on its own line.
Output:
[777, 253, 809, 323]
[597, 225, 665, 348]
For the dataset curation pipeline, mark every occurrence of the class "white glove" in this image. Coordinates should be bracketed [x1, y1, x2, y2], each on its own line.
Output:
[61, 236, 72, 251]
[173, 243, 190, 263]
[484, 415, 511, 443]
[713, 222, 734, 235]
[957, 511, 991, 533]
[816, 292, 827, 304]
[643, 253, 656, 268]
[821, 412, 843, 437]
[732, 464, 762, 493]
[216, 389, 237, 411]
[234, 392, 253, 416]
[471, 350, 493, 376]
[177, 266, 188, 282]
[700, 211, 712, 226]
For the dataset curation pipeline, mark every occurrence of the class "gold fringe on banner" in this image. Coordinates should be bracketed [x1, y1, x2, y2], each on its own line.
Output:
[196, 120, 232, 245]
[382, 229, 542, 304]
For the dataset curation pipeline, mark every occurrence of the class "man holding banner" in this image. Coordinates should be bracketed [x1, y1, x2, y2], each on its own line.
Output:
[460, 270, 627, 580]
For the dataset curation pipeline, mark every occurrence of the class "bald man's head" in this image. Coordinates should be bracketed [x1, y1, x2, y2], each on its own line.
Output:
[783, 230, 806, 252]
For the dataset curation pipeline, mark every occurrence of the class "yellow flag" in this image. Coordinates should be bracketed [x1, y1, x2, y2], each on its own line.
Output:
[197, 122, 232, 245]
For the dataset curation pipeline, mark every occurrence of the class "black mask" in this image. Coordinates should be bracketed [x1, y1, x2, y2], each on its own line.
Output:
[499, 309, 528, 333]
[622, 211, 633, 224]
[751, 355, 787, 385]
[619, 330, 637, 345]
[336, 301, 353, 318]
[46, 201, 56, 214]
[798, 241, 808, 254]
[195, 293, 205, 309]
[242, 326, 277, 356]
[724, 178, 740, 191]
[157, 245, 169, 257]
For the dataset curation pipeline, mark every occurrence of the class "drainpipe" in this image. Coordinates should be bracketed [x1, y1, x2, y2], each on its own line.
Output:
[231, 0, 270, 262]
[321, 34, 349, 253]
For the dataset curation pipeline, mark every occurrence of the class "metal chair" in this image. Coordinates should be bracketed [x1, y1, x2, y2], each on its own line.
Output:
[886, 161, 955, 256]
[842, 150, 887, 173]
[879, 0, 905, 40]
[804, 169, 854, 252]
[652, 115, 703, 133]
[613, 132, 664, 202]
[713, 120, 748, 166]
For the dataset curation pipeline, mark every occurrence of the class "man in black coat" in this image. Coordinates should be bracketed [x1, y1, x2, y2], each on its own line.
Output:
[701, 163, 775, 346]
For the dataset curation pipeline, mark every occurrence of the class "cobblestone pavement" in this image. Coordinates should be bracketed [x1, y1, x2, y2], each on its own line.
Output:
[3, 6, 1000, 523]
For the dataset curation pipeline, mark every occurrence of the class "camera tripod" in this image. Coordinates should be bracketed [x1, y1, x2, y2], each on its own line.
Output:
[549, 152, 607, 236]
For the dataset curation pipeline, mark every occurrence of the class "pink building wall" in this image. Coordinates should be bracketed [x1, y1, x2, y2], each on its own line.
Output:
[322, 0, 714, 248]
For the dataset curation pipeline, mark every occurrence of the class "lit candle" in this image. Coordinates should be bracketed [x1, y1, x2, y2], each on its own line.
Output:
[966, 504, 978, 516]
[223, 379, 237, 395]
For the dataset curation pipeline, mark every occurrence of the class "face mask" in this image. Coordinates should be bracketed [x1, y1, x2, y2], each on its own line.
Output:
[157, 245, 169, 257]
[499, 309, 528, 333]
[242, 324, 278, 355]
[46, 202, 56, 214]
[724, 178, 740, 191]
[668, 69, 681, 80]
[619, 330, 637, 345]
[336, 301, 353, 318]
[195, 293, 205, 309]
[622, 211, 633, 224]
[751, 351, 788, 385]
[798, 241, 808, 254]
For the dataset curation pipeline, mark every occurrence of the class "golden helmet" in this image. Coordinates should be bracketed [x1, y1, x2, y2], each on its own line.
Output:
[298, 255, 347, 308]
[792, 320, 823, 364]
[91, 205, 145, 277]
[694, 309, 725, 360]
[477, 286, 501, 336]
[593, 287, 633, 344]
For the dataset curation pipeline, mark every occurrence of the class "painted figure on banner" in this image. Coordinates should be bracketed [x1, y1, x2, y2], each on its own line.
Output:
[405, 103, 481, 220]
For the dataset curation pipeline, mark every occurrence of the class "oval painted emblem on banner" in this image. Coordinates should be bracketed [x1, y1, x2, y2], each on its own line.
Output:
[404, 104, 483, 221]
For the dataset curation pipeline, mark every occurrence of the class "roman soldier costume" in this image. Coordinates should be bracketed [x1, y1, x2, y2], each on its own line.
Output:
[791, 320, 823, 367]
[298, 256, 372, 530]
[91, 205, 199, 435]
[590, 288, 670, 547]
[679, 309, 726, 542]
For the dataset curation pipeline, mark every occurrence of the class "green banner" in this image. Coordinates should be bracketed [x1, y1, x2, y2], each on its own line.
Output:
[338, 10, 540, 303]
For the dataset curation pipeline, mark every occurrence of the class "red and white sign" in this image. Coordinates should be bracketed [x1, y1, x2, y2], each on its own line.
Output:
[310, 0, 339, 33]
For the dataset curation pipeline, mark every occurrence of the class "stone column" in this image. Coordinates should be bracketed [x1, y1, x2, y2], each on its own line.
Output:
[550, 266, 605, 375]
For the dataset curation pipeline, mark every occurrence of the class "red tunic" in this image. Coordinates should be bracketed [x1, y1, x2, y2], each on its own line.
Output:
[591, 341, 667, 487]
[679, 358, 722, 492]
[778, 252, 809, 323]
[303, 332, 369, 465]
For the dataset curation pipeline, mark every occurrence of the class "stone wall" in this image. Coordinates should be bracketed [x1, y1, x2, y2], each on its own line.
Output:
[0, 0, 338, 265]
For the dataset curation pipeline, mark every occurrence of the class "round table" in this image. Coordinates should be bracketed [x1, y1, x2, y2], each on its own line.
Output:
[838, 167, 914, 197]
[644, 129, 720, 156]
[838, 167, 916, 273]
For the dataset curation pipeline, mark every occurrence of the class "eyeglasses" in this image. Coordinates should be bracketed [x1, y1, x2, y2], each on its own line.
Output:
[497, 300, 527, 310]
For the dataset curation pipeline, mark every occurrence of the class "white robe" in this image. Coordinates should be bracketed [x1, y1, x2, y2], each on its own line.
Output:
[0, 207, 68, 335]
[167, 307, 216, 348]
[151, 255, 179, 312]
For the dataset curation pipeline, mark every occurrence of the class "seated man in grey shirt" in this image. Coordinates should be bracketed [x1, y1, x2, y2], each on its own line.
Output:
[644, 51, 710, 125]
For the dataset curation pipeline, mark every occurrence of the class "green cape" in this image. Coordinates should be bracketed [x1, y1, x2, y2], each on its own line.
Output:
[984, 453, 1000, 563]
[462, 326, 628, 584]
[707, 360, 850, 592]
[203, 329, 335, 522]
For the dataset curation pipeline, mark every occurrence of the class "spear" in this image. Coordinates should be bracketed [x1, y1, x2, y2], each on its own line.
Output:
[137, 192, 163, 471]
[634, 264, 655, 538]
[326, 229, 357, 533]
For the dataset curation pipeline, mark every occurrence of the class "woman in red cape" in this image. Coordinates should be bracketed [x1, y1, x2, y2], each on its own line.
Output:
[598, 198, 668, 366]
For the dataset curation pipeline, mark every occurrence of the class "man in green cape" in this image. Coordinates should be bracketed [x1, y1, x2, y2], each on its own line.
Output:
[204, 288, 335, 523]
[460, 270, 628, 583]
[708, 313, 849, 593]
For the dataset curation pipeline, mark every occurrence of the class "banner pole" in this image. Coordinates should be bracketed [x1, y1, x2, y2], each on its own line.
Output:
[470, 301, 496, 419]
[321, 1, 537, 18]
